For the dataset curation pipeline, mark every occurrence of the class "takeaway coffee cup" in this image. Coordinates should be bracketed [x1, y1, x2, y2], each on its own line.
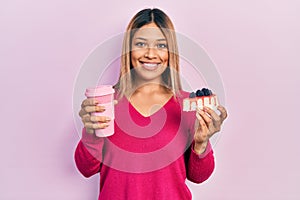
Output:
[85, 85, 115, 137]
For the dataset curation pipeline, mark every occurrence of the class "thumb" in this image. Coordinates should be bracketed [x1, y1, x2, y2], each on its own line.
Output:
[195, 111, 206, 133]
[194, 112, 201, 133]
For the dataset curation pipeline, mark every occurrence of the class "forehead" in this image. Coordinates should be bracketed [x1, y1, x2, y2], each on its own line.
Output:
[133, 23, 166, 40]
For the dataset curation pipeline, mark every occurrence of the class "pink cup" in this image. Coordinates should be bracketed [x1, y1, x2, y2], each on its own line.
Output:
[85, 85, 115, 137]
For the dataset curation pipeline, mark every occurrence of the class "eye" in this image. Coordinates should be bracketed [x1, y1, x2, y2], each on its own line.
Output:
[157, 43, 168, 49]
[135, 42, 146, 47]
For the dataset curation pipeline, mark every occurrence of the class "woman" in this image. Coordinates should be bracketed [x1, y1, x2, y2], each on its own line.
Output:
[75, 8, 227, 200]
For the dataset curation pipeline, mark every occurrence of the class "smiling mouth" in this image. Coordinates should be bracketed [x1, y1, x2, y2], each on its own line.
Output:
[140, 61, 161, 71]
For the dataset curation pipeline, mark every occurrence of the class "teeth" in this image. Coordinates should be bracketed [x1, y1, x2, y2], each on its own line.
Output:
[143, 63, 158, 67]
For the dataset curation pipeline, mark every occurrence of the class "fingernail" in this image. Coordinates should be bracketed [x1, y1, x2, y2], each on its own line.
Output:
[106, 117, 111, 122]
[97, 106, 105, 111]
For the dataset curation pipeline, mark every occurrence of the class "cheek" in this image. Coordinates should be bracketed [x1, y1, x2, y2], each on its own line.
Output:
[160, 52, 169, 63]
[130, 51, 139, 67]
[131, 50, 143, 61]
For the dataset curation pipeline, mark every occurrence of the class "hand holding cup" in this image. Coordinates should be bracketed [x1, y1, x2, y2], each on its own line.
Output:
[79, 98, 111, 134]
[79, 85, 115, 137]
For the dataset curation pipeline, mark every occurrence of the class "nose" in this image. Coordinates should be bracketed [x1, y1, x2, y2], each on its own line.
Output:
[144, 47, 157, 59]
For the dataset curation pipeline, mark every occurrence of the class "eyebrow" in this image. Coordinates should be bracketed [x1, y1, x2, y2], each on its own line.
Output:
[134, 37, 166, 41]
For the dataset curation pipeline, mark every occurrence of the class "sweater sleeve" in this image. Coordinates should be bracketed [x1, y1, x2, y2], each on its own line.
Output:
[74, 128, 105, 178]
[181, 89, 215, 183]
[185, 141, 215, 183]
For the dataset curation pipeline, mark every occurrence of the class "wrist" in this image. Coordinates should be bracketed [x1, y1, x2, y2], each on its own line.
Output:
[194, 141, 208, 155]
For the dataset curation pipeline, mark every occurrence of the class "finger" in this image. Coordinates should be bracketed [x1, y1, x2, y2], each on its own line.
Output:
[84, 122, 109, 129]
[197, 108, 213, 129]
[217, 105, 228, 121]
[84, 105, 106, 113]
[196, 112, 208, 131]
[79, 109, 87, 117]
[195, 112, 209, 142]
[90, 115, 111, 123]
[203, 106, 221, 123]
[203, 107, 222, 132]
[82, 114, 91, 123]
[81, 98, 98, 108]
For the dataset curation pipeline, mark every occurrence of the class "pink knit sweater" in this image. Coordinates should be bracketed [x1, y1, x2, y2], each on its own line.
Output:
[74, 91, 215, 200]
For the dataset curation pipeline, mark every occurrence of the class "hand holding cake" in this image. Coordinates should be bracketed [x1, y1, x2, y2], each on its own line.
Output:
[185, 88, 228, 154]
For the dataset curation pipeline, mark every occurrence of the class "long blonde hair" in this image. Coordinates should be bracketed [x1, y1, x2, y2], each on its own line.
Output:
[114, 8, 182, 99]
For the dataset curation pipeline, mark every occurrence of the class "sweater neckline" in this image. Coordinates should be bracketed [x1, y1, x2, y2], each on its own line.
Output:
[125, 95, 174, 118]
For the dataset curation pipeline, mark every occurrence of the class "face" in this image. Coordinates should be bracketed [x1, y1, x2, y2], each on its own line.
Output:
[131, 23, 169, 84]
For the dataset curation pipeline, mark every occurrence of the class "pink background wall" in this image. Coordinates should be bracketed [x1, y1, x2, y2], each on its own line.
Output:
[1, 0, 299, 199]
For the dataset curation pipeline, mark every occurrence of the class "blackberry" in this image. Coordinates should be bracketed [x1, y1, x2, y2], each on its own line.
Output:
[189, 92, 196, 98]
[196, 89, 204, 97]
[201, 88, 210, 96]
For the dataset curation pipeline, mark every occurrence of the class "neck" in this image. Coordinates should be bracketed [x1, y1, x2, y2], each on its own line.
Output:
[128, 82, 172, 104]
[134, 82, 167, 94]
[135, 75, 162, 85]
[133, 76, 166, 92]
